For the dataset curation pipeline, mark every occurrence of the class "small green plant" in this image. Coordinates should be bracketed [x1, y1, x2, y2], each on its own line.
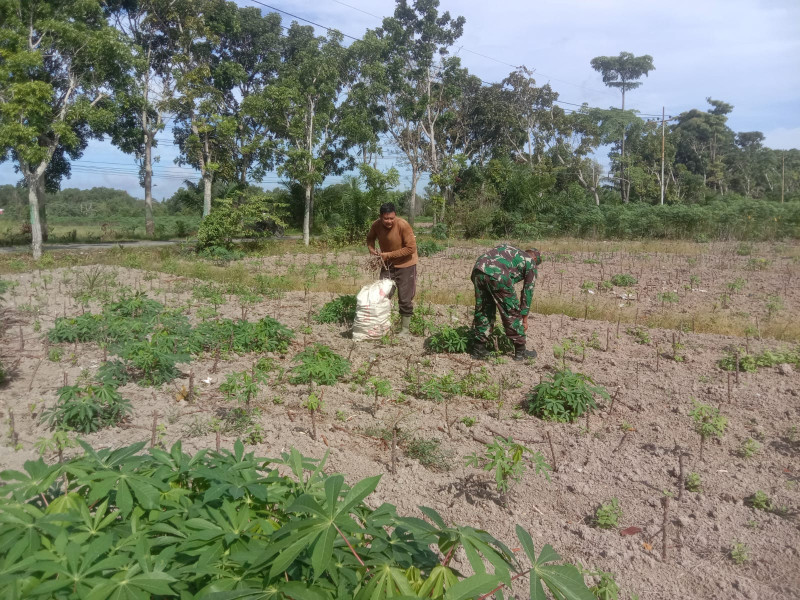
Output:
[33, 430, 76, 459]
[220, 370, 266, 407]
[737, 437, 761, 459]
[460, 416, 477, 427]
[766, 294, 784, 319]
[748, 490, 772, 511]
[657, 291, 679, 304]
[610, 274, 637, 287]
[746, 257, 771, 270]
[405, 437, 450, 471]
[626, 326, 651, 345]
[689, 274, 701, 289]
[524, 369, 609, 423]
[313, 295, 357, 324]
[689, 400, 727, 461]
[40, 384, 132, 433]
[594, 498, 622, 529]
[335, 410, 347, 422]
[726, 277, 747, 293]
[584, 568, 620, 600]
[465, 436, 551, 497]
[47, 347, 63, 362]
[730, 541, 750, 565]
[580, 281, 596, 292]
[416, 239, 446, 257]
[736, 243, 752, 256]
[685, 472, 702, 492]
[289, 343, 350, 385]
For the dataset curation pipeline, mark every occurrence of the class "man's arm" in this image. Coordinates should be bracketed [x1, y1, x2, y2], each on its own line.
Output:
[380, 222, 416, 260]
[366, 223, 379, 256]
[519, 262, 536, 316]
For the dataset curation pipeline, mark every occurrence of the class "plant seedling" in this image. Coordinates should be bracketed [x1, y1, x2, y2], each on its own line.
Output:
[460, 416, 477, 427]
[594, 498, 622, 529]
[583, 568, 620, 600]
[626, 326, 651, 345]
[730, 541, 750, 565]
[525, 369, 609, 423]
[685, 472, 702, 493]
[610, 274, 637, 287]
[689, 400, 727, 461]
[464, 436, 551, 501]
[748, 490, 772, 511]
[737, 437, 761, 459]
[303, 389, 325, 440]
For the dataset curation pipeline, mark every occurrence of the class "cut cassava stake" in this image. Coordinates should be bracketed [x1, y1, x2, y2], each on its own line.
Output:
[661, 496, 670, 561]
[150, 411, 159, 448]
[546, 431, 559, 472]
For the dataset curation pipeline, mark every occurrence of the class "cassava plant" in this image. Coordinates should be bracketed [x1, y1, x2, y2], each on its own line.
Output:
[689, 400, 727, 461]
[465, 436, 551, 502]
[525, 369, 610, 423]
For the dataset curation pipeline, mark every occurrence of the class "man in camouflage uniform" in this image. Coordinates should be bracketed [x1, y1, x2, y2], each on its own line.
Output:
[471, 244, 542, 361]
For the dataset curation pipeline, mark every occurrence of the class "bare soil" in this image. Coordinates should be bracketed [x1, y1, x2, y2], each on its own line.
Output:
[1, 242, 799, 600]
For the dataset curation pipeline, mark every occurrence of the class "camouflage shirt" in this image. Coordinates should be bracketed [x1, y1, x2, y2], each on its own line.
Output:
[473, 244, 540, 316]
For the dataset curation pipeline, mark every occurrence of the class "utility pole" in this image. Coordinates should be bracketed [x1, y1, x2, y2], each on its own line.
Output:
[660, 106, 666, 205]
[781, 155, 785, 203]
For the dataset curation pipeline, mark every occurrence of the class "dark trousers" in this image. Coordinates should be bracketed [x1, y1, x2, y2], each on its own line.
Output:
[380, 264, 416, 316]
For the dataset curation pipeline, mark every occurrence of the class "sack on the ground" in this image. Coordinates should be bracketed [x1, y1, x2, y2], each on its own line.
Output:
[352, 279, 394, 341]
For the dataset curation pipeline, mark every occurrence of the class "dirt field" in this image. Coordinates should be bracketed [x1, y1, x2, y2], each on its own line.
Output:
[1, 241, 798, 600]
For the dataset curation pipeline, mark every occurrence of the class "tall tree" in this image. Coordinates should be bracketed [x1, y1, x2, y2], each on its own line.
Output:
[361, 0, 465, 225]
[106, 0, 178, 237]
[269, 23, 354, 246]
[590, 51, 655, 202]
[0, 0, 131, 258]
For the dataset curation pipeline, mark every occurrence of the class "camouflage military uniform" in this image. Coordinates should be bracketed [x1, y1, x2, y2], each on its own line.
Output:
[471, 245, 540, 345]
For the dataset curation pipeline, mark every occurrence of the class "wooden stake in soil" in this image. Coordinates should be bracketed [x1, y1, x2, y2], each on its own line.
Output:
[216, 429, 221, 452]
[677, 449, 685, 501]
[661, 496, 670, 561]
[29, 358, 43, 391]
[606, 328, 610, 352]
[734, 351, 740, 384]
[546, 431, 559, 472]
[8, 410, 18, 447]
[188, 370, 195, 403]
[390, 425, 398, 475]
[63, 371, 68, 387]
[727, 372, 732, 403]
[150, 411, 159, 448]
[655, 342, 660, 372]
[19, 326, 24, 351]
[616, 312, 621, 337]
[636, 362, 640, 388]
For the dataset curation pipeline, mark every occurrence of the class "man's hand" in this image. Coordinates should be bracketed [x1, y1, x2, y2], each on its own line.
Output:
[369, 247, 379, 256]
[522, 315, 528, 332]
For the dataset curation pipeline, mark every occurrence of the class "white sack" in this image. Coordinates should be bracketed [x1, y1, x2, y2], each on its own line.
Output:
[352, 279, 395, 341]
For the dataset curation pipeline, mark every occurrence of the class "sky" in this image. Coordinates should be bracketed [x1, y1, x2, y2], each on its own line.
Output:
[2, 0, 799, 200]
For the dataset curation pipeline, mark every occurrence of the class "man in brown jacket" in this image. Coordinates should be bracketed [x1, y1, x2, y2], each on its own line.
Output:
[366, 202, 418, 336]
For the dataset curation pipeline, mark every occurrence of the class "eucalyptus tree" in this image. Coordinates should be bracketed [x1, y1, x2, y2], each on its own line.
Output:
[0, 0, 131, 258]
[360, 0, 465, 225]
[590, 52, 655, 202]
[268, 23, 354, 246]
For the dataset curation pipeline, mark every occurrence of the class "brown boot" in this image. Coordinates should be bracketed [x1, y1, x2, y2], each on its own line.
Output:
[514, 344, 537, 362]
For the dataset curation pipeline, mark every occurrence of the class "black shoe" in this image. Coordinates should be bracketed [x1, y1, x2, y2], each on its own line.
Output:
[471, 342, 489, 359]
[514, 344, 537, 361]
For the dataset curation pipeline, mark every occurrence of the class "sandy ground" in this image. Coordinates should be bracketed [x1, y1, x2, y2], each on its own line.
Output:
[1, 244, 799, 600]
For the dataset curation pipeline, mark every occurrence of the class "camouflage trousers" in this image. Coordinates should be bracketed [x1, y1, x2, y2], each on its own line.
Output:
[471, 269, 525, 345]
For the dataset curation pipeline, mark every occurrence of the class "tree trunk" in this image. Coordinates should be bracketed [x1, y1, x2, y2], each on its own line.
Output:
[620, 89, 628, 204]
[37, 176, 48, 242]
[408, 167, 418, 226]
[144, 131, 155, 237]
[28, 172, 44, 260]
[203, 172, 212, 217]
[303, 182, 312, 246]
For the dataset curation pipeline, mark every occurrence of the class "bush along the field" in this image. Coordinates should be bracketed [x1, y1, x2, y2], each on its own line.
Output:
[718, 346, 800, 372]
[426, 324, 515, 355]
[47, 292, 294, 386]
[417, 238, 447, 257]
[524, 369, 610, 422]
[0, 441, 594, 599]
[314, 294, 357, 324]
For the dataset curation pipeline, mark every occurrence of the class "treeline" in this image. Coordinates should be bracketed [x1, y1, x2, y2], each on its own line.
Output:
[2, 0, 798, 258]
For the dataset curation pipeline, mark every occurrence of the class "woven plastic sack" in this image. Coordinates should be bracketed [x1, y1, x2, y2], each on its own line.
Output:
[352, 279, 395, 341]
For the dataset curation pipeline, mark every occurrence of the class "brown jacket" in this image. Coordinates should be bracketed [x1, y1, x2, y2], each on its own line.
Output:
[366, 217, 418, 268]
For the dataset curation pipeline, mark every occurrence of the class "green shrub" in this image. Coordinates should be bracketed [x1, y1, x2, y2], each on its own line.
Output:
[524, 369, 610, 422]
[417, 239, 446, 257]
[314, 294, 357, 324]
[426, 324, 514, 355]
[431, 222, 448, 240]
[290, 343, 350, 385]
[0, 441, 592, 599]
[594, 498, 622, 529]
[198, 245, 244, 262]
[40, 384, 132, 433]
[747, 490, 773, 511]
[610, 273, 637, 287]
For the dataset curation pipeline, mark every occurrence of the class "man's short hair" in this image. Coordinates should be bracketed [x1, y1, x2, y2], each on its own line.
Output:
[379, 202, 396, 216]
